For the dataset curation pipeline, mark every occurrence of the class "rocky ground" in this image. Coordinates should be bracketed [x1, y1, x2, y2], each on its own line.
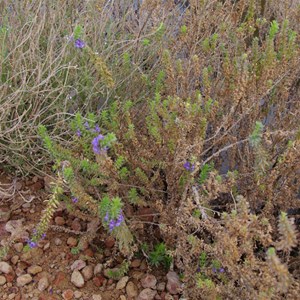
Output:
[0, 172, 183, 300]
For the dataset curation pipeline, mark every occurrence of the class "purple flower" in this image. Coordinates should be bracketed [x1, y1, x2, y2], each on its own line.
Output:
[212, 267, 217, 273]
[72, 197, 78, 203]
[84, 121, 90, 130]
[92, 134, 104, 155]
[76, 129, 81, 137]
[42, 233, 46, 239]
[28, 240, 37, 249]
[115, 213, 124, 227]
[94, 124, 101, 133]
[219, 268, 225, 273]
[104, 212, 109, 222]
[184, 161, 195, 172]
[75, 39, 85, 49]
[109, 219, 116, 232]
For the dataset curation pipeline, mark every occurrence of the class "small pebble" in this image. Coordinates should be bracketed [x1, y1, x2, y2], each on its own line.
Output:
[74, 290, 83, 299]
[82, 265, 93, 281]
[55, 216, 65, 226]
[157, 282, 166, 291]
[38, 277, 49, 291]
[13, 243, 24, 253]
[55, 238, 63, 246]
[71, 260, 86, 271]
[137, 288, 157, 300]
[0, 275, 6, 285]
[62, 289, 74, 300]
[27, 265, 43, 275]
[67, 237, 78, 247]
[11, 255, 19, 265]
[0, 261, 13, 274]
[116, 276, 129, 290]
[126, 281, 138, 298]
[17, 274, 32, 287]
[141, 274, 157, 289]
[94, 263, 103, 275]
[71, 270, 84, 288]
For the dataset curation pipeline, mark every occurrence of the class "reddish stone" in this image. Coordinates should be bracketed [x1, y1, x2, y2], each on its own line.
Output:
[84, 248, 94, 257]
[29, 180, 44, 192]
[71, 220, 81, 231]
[38, 294, 58, 300]
[160, 292, 166, 300]
[104, 236, 115, 249]
[14, 295, 21, 300]
[5, 272, 15, 283]
[93, 275, 105, 287]
[53, 271, 68, 288]
[62, 289, 74, 300]
[54, 216, 65, 226]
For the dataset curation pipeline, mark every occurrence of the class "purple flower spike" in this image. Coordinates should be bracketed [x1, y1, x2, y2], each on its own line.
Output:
[94, 124, 101, 133]
[104, 212, 109, 222]
[219, 268, 225, 273]
[115, 213, 124, 227]
[76, 129, 81, 137]
[184, 161, 195, 172]
[75, 39, 85, 49]
[84, 121, 90, 130]
[72, 197, 78, 203]
[42, 233, 46, 239]
[28, 240, 37, 249]
[92, 134, 104, 155]
[109, 219, 116, 232]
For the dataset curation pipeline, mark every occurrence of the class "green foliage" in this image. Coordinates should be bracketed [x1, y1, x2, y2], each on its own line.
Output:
[199, 162, 214, 185]
[199, 252, 207, 268]
[269, 20, 279, 40]
[74, 25, 84, 40]
[110, 197, 123, 219]
[128, 188, 138, 204]
[249, 121, 264, 147]
[99, 195, 111, 219]
[142, 38, 150, 46]
[71, 246, 80, 255]
[180, 25, 187, 34]
[115, 156, 126, 170]
[38, 125, 54, 154]
[106, 261, 129, 280]
[148, 243, 172, 269]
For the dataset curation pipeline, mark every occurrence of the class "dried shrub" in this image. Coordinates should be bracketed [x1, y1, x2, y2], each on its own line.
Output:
[1, 0, 300, 299]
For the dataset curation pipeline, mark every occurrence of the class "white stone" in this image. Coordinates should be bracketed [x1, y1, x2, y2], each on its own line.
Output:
[71, 270, 84, 288]
[116, 276, 129, 290]
[0, 275, 6, 285]
[94, 263, 103, 275]
[0, 261, 13, 274]
[17, 274, 32, 286]
[71, 259, 86, 271]
[38, 277, 49, 291]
